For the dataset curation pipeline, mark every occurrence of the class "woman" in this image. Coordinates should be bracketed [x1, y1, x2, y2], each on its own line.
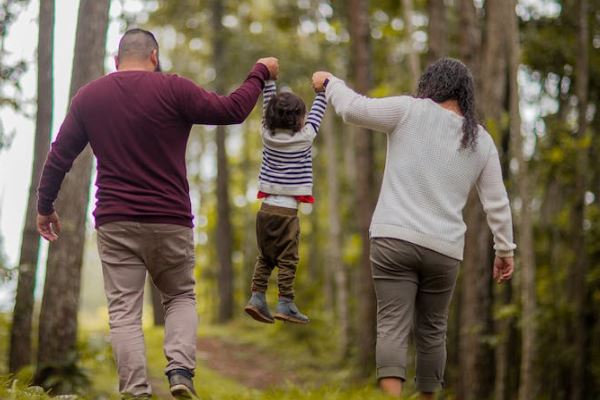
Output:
[312, 58, 516, 399]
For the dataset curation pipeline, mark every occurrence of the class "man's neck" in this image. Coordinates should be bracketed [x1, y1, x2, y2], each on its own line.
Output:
[117, 63, 154, 72]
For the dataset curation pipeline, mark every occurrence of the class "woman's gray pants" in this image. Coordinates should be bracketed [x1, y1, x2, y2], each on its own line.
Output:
[371, 237, 459, 393]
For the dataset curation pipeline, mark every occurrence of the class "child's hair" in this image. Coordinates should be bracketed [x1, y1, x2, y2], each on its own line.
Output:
[265, 92, 306, 132]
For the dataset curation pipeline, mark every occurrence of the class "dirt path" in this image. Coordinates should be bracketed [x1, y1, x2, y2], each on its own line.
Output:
[196, 336, 301, 390]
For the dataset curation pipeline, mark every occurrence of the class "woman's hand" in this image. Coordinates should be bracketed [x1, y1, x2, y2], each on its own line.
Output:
[312, 71, 332, 93]
[493, 256, 514, 284]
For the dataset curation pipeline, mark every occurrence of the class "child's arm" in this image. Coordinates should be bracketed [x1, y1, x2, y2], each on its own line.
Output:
[305, 91, 327, 132]
[262, 80, 277, 127]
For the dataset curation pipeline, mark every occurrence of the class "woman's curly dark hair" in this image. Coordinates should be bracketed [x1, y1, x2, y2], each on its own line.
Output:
[416, 58, 479, 150]
[265, 92, 306, 133]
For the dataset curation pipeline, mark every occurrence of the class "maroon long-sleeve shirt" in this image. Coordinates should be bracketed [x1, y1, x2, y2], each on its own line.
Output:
[37, 63, 269, 227]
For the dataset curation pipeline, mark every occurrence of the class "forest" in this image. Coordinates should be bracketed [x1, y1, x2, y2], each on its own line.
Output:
[0, 0, 599, 399]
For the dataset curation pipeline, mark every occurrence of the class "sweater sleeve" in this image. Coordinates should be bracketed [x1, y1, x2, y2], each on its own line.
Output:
[325, 76, 411, 134]
[262, 80, 276, 127]
[475, 148, 517, 257]
[37, 93, 89, 215]
[175, 63, 269, 125]
[305, 92, 327, 133]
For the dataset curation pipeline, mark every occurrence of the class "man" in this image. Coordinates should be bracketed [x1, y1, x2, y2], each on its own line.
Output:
[36, 28, 278, 399]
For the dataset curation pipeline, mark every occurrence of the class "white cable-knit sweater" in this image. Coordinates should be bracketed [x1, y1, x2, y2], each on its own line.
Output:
[326, 76, 516, 260]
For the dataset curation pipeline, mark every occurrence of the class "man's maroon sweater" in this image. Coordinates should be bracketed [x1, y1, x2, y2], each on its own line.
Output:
[37, 63, 269, 227]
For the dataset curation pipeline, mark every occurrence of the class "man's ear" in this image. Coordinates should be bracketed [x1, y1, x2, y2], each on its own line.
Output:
[150, 49, 159, 69]
[114, 55, 119, 70]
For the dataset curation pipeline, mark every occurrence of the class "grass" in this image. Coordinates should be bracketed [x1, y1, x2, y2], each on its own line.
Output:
[1, 315, 422, 399]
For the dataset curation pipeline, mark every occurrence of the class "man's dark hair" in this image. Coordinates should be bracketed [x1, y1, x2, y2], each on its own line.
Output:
[117, 28, 160, 67]
[416, 58, 479, 150]
[265, 92, 306, 132]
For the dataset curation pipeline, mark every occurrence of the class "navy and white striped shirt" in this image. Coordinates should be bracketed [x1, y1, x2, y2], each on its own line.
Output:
[258, 81, 326, 197]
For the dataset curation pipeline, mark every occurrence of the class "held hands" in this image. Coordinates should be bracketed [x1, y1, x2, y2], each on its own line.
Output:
[312, 71, 332, 93]
[37, 211, 61, 242]
[257, 57, 279, 80]
[493, 256, 514, 284]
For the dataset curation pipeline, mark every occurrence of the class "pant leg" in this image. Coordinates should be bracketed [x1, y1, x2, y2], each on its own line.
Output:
[413, 249, 459, 393]
[370, 238, 420, 381]
[276, 214, 300, 299]
[97, 222, 151, 396]
[251, 210, 276, 293]
[143, 224, 197, 376]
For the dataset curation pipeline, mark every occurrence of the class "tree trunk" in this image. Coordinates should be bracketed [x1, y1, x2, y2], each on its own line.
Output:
[458, 1, 503, 398]
[401, 0, 421, 91]
[324, 111, 350, 358]
[9, 0, 54, 373]
[348, 0, 376, 378]
[426, 0, 448, 64]
[212, 0, 234, 323]
[505, 1, 538, 398]
[457, 0, 481, 75]
[35, 0, 110, 378]
[570, 0, 589, 398]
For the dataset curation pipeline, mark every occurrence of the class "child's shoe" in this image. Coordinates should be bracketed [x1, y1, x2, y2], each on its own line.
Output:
[274, 296, 310, 324]
[244, 291, 275, 324]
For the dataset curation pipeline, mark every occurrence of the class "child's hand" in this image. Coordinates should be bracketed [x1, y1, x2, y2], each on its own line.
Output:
[257, 57, 279, 80]
[312, 71, 332, 92]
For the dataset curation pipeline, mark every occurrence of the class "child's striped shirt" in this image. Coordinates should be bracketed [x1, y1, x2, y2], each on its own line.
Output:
[257, 81, 326, 198]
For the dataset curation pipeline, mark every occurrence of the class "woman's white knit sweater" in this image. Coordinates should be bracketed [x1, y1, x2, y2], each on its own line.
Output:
[325, 76, 516, 260]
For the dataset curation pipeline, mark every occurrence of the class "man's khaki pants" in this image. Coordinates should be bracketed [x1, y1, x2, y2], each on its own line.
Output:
[97, 221, 197, 396]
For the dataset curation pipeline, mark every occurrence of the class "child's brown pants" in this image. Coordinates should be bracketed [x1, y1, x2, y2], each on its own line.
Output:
[251, 203, 300, 298]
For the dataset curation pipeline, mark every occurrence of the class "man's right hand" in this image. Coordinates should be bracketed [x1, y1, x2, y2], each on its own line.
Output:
[257, 57, 279, 80]
[37, 211, 61, 242]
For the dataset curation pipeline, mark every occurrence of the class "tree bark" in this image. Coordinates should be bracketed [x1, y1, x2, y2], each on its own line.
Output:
[35, 0, 110, 377]
[212, 0, 234, 323]
[9, 0, 54, 373]
[458, 1, 502, 398]
[570, 0, 589, 398]
[426, 0, 448, 64]
[348, 0, 376, 377]
[323, 111, 350, 358]
[401, 0, 421, 91]
[505, 1, 538, 398]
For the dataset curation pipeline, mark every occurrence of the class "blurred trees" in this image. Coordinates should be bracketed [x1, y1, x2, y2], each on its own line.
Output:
[9, 0, 54, 374]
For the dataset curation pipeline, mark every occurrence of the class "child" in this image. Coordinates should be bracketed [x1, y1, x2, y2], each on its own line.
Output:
[244, 78, 327, 324]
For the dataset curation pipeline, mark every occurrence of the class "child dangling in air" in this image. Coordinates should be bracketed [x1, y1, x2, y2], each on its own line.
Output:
[244, 77, 327, 324]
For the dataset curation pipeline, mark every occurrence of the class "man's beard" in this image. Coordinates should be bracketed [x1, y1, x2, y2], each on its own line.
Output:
[154, 61, 162, 72]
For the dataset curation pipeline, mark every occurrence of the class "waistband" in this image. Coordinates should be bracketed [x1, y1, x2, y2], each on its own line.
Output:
[259, 203, 298, 216]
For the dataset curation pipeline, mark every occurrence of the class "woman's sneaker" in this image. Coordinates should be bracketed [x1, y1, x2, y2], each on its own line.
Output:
[167, 369, 198, 399]
[274, 297, 310, 324]
[244, 291, 275, 323]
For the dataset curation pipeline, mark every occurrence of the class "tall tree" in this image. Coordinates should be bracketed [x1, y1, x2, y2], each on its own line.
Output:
[401, 0, 421, 90]
[35, 0, 110, 381]
[570, 0, 590, 398]
[9, 0, 54, 373]
[505, 1, 538, 399]
[348, 0, 376, 377]
[212, 0, 234, 323]
[458, 1, 503, 398]
[426, 0, 448, 64]
[323, 111, 350, 358]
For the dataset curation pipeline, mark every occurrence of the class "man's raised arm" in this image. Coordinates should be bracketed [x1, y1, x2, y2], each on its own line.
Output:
[176, 58, 279, 125]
